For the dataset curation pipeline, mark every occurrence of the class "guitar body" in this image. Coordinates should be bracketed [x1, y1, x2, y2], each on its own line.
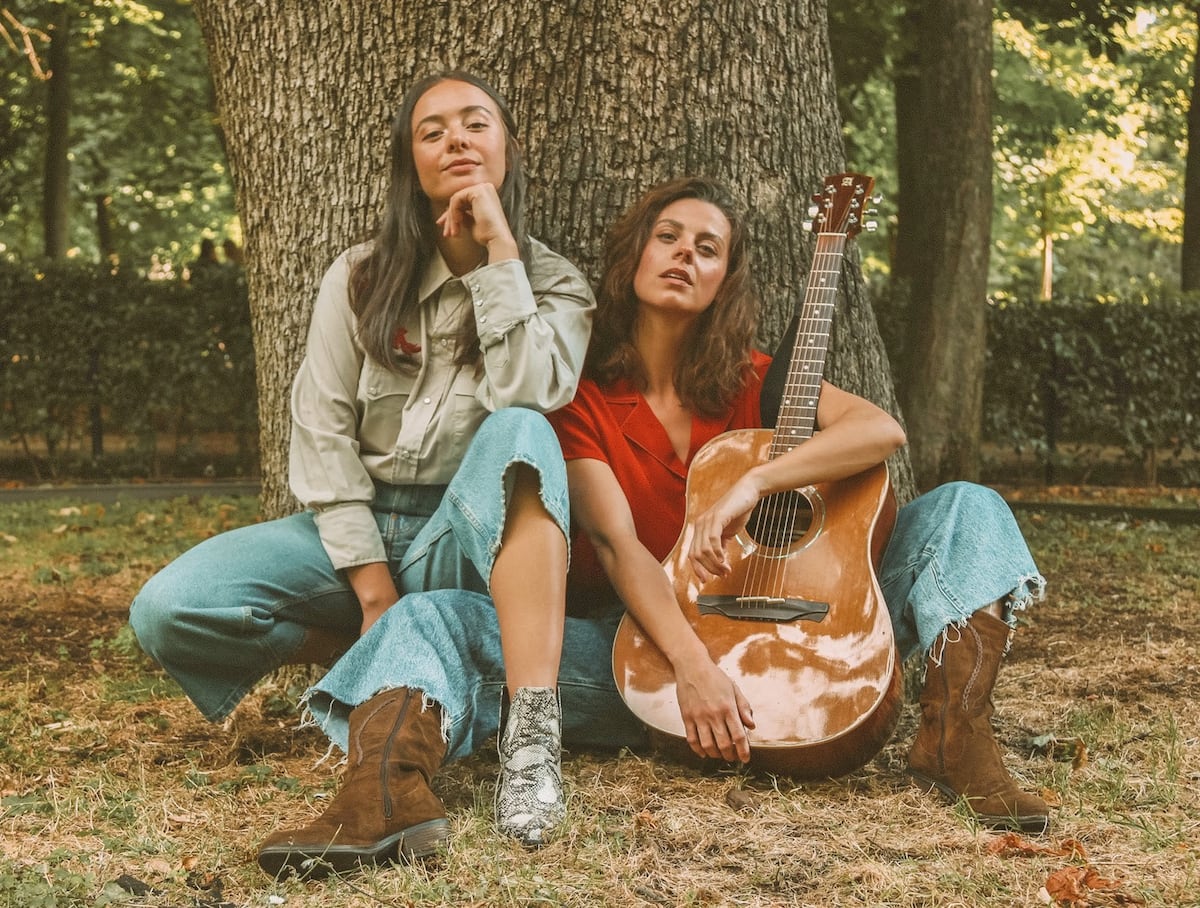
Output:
[611, 427, 902, 779]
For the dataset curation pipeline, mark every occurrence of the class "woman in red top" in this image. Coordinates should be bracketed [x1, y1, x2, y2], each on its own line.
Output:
[551, 175, 905, 763]
[555, 175, 1048, 832]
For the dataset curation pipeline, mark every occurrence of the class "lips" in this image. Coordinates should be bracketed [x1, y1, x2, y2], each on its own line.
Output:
[444, 158, 479, 172]
[661, 268, 693, 285]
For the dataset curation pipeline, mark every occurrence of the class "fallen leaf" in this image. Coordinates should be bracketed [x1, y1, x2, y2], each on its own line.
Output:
[987, 832, 1087, 860]
[1040, 787, 1063, 807]
[1044, 865, 1145, 906]
[144, 858, 173, 877]
[725, 787, 757, 812]
[1072, 740, 1089, 771]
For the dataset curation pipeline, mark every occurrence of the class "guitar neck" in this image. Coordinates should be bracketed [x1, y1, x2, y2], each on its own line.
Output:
[769, 232, 847, 459]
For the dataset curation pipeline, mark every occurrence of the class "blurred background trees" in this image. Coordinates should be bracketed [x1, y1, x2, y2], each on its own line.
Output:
[1, 0, 236, 269]
[1, 1, 1196, 492]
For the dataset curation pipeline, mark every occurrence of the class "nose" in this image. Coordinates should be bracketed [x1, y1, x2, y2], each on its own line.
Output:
[446, 124, 468, 150]
[673, 241, 694, 263]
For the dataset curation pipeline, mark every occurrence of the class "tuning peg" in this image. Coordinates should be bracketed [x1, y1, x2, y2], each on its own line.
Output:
[864, 220, 879, 232]
[871, 193, 883, 205]
[807, 204, 820, 218]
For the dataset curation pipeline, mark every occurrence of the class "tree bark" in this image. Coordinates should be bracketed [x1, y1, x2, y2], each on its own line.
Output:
[194, 0, 913, 517]
[1182, 8, 1200, 293]
[897, 0, 993, 490]
[42, 1, 70, 259]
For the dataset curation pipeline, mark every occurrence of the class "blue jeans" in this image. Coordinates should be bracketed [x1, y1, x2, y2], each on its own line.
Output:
[128, 408, 569, 722]
[879, 481, 1045, 659]
[304, 479, 1044, 761]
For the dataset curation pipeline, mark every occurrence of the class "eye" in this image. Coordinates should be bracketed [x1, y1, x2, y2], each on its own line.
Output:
[419, 128, 443, 142]
[698, 243, 719, 257]
[466, 120, 489, 131]
[656, 230, 677, 243]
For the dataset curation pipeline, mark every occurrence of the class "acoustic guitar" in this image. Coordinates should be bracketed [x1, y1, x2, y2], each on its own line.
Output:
[611, 172, 901, 779]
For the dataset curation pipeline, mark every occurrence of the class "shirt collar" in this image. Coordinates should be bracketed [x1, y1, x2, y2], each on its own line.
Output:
[417, 247, 456, 303]
[601, 377, 733, 478]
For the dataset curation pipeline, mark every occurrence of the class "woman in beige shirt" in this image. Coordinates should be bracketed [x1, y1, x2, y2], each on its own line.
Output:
[130, 71, 595, 865]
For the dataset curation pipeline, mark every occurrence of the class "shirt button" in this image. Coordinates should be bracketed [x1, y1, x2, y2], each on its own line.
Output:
[479, 316, 488, 324]
[423, 396, 431, 404]
[368, 386, 378, 394]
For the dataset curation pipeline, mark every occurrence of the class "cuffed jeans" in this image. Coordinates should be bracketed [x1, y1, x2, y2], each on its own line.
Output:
[305, 479, 1045, 761]
[128, 408, 569, 723]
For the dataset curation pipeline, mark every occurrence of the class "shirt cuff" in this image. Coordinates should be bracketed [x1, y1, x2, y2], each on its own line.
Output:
[312, 502, 386, 570]
[463, 259, 537, 347]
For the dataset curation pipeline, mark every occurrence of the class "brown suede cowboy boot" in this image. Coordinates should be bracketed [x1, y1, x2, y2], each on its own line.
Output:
[907, 611, 1050, 833]
[257, 688, 450, 878]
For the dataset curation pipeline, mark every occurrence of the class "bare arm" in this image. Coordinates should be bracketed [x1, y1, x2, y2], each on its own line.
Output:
[568, 458, 755, 763]
[346, 562, 401, 637]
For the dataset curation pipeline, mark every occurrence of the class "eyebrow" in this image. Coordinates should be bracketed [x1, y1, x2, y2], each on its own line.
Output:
[654, 218, 728, 248]
[414, 104, 496, 132]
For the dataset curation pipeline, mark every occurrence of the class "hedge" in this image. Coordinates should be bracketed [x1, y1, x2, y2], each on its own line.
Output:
[1, 261, 257, 480]
[3, 263, 1198, 483]
[984, 295, 1200, 484]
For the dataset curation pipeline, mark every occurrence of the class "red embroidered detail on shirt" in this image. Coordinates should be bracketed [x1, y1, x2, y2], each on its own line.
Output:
[391, 327, 422, 355]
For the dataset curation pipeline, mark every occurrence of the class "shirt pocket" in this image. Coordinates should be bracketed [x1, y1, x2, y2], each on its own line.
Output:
[358, 359, 415, 454]
[450, 367, 488, 445]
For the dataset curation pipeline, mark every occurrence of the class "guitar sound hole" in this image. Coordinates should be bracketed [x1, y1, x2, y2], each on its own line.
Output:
[745, 490, 814, 549]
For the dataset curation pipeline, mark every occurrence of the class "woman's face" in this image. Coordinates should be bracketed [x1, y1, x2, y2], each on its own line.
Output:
[632, 198, 731, 319]
[410, 79, 509, 213]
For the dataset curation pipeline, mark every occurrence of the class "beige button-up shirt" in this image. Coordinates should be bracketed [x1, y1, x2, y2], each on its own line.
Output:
[289, 238, 595, 570]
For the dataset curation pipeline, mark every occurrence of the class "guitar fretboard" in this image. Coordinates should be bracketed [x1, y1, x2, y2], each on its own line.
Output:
[769, 233, 847, 459]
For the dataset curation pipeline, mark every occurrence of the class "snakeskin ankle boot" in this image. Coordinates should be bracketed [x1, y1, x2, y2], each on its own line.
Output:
[495, 686, 565, 847]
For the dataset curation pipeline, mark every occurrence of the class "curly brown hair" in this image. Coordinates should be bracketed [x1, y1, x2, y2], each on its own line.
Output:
[586, 176, 759, 418]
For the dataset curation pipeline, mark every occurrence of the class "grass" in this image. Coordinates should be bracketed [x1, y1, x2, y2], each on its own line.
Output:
[0, 490, 1197, 906]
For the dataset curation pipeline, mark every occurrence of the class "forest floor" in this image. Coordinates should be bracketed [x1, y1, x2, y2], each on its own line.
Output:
[0, 485, 1197, 907]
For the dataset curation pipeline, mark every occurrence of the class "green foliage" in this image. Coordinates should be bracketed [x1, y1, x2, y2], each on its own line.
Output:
[0, 0, 236, 269]
[990, 10, 1188, 298]
[835, 3, 1191, 298]
[983, 295, 1200, 479]
[0, 861, 97, 908]
[0, 260, 257, 479]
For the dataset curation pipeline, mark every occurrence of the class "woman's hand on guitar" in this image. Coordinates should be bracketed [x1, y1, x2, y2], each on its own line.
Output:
[689, 474, 762, 583]
[675, 657, 756, 763]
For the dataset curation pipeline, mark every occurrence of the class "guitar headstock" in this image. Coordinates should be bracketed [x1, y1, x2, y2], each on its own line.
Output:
[809, 172, 877, 238]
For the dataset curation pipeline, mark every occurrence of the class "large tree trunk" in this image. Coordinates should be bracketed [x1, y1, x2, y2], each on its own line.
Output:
[887, 11, 925, 393]
[897, 0, 993, 490]
[42, 1, 70, 259]
[1182, 8, 1200, 293]
[194, 0, 913, 517]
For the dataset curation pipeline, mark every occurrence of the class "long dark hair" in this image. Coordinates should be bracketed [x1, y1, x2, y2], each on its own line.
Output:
[350, 71, 529, 369]
[587, 176, 759, 417]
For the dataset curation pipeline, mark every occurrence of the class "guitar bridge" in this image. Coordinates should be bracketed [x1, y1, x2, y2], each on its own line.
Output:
[697, 595, 829, 623]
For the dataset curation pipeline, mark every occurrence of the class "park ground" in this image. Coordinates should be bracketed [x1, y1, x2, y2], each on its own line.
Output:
[0, 486, 1197, 907]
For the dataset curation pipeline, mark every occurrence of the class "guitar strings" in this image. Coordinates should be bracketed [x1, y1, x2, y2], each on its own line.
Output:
[738, 191, 857, 611]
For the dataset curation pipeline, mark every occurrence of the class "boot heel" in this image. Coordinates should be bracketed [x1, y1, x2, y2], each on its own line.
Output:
[399, 817, 451, 859]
